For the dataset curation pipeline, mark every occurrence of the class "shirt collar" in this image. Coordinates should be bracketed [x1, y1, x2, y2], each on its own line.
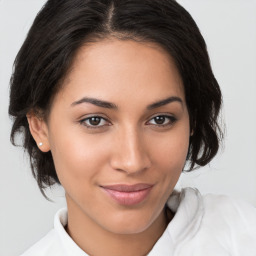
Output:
[54, 208, 88, 256]
[148, 187, 204, 255]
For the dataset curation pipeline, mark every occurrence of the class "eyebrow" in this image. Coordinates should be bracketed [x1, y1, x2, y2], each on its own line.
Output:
[71, 97, 118, 109]
[147, 96, 183, 110]
[71, 96, 183, 110]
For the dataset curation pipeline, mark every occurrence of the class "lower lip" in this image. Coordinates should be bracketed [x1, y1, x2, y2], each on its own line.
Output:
[102, 187, 153, 206]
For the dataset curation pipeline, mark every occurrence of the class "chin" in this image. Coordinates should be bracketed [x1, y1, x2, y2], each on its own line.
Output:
[101, 209, 161, 235]
[106, 222, 151, 235]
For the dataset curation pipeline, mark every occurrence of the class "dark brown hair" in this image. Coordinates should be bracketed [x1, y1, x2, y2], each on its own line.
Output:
[9, 0, 223, 197]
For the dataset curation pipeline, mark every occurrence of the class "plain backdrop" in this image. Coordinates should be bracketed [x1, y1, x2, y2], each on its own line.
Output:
[1, 0, 256, 255]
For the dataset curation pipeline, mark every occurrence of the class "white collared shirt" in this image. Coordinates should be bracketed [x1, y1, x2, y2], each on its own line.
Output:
[21, 188, 256, 256]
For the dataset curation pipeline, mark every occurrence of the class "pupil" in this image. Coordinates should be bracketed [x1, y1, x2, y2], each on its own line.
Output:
[90, 117, 101, 125]
[155, 116, 165, 124]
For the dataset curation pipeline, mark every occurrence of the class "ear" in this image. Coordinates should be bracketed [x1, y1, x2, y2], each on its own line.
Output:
[27, 112, 51, 152]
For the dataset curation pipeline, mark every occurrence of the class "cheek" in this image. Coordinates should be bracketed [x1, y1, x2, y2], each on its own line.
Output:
[148, 126, 190, 187]
[150, 129, 190, 169]
[48, 126, 111, 187]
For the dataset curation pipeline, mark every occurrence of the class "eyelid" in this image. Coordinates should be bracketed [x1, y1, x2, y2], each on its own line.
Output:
[146, 114, 177, 126]
[78, 113, 177, 130]
[79, 114, 112, 129]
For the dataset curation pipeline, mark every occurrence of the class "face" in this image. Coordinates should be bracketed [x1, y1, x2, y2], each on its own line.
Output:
[39, 39, 190, 234]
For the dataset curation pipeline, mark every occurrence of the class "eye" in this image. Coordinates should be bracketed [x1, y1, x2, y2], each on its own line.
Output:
[147, 115, 177, 127]
[80, 116, 110, 128]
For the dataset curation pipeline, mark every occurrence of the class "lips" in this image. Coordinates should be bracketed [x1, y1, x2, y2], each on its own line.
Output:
[100, 183, 153, 206]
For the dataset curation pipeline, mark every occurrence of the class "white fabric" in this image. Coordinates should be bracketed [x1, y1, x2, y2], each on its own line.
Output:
[21, 188, 256, 256]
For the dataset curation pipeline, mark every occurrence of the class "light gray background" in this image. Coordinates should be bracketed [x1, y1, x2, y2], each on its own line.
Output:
[1, 0, 256, 255]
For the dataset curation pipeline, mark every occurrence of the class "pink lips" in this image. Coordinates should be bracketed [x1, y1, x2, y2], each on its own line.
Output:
[101, 184, 153, 206]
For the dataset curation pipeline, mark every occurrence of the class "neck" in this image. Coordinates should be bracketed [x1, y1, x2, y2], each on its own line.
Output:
[65, 199, 172, 256]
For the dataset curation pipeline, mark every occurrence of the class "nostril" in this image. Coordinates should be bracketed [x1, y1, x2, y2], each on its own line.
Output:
[110, 152, 151, 174]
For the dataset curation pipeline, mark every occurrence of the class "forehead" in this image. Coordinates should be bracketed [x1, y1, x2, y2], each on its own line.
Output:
[56, 39, 185, 107]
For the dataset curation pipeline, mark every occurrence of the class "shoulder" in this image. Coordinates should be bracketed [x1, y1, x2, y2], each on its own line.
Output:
[20, 229, 65, 256]
[169, 188, 256, 255]
[199, 191, 256, 254]
[202, 192, 256, 228]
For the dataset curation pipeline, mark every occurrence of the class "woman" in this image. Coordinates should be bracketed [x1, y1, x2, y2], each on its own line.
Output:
[9, 0, 256, 255]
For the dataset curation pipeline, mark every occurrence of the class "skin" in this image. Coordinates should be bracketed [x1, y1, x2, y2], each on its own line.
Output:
[28, 38, 190, 256]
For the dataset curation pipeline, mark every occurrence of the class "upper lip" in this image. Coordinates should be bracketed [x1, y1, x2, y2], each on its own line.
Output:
[101, 183, 153, 192]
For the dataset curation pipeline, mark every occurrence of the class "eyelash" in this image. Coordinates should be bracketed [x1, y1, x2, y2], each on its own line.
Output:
[79, 116, 111, 129]
[79, 114, 177, 129]
[146, 115, 177, 127]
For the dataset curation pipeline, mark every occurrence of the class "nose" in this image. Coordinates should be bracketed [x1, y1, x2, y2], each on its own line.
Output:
[110, 126, 151, 174]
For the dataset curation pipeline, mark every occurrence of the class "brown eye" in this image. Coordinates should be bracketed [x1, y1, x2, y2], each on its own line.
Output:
[89, 117, 101, 126]
[154, 116, 166, 125]
[147, 115, 177, 126]
[80, 116, 110, 128]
